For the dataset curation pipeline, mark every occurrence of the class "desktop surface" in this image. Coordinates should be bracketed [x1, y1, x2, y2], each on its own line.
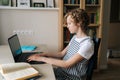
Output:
[0, 45, 55, 80]
[32, 64, 56, 80]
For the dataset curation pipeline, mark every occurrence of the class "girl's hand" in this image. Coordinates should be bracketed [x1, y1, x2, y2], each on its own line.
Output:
[27, 54, 44, 62]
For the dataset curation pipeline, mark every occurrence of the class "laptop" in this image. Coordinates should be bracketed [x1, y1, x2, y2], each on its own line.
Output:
[8, 34, 44, 64]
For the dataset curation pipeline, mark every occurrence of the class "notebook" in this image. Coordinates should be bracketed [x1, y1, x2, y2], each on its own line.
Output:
[21, 45, 37, 51]
[8, 34, 44, 64]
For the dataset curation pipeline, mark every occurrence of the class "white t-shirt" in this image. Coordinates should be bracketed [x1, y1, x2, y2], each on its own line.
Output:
[69, 36, 94, 60]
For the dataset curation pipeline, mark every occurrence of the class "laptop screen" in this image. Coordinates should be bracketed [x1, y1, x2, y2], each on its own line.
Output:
[8, 34, 22, 57]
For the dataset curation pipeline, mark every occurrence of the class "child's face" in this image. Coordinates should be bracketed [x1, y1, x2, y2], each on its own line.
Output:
[66, 15, 79, 34]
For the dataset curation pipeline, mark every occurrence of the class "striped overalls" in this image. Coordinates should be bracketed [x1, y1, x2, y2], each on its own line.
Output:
[54, 36, 89, 80]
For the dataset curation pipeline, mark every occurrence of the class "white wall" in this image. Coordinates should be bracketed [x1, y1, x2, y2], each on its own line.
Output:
[0, 8, 59, 52]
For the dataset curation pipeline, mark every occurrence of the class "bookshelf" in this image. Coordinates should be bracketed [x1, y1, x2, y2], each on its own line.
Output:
[59, 0, 103, 70]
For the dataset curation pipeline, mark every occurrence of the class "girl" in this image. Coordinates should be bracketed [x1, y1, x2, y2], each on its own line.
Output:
[27, 8, 94, 80]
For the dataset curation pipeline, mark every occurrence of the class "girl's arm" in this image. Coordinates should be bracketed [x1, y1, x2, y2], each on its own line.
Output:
[43, 53, 84, 68]
[28, 45, 85, 68]
[37, 45, 69, 58]
[28, 52, 84, 68]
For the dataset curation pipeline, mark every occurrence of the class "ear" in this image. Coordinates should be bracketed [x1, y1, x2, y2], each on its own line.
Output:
[76, 21, 82, 27]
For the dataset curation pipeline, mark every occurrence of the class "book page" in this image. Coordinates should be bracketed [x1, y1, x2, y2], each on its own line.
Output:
[4, 67, 39, 80]
[0, 63, 31, 74]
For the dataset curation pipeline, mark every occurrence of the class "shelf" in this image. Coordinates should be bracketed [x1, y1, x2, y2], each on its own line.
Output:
[86, 4, 100, 7]
[0, 6, 59, 11]
[64, 4, 80, 7]
[88, 24, 100, 27]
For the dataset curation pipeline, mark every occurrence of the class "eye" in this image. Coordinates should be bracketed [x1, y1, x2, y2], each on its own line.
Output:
[68, 22, 71, 25]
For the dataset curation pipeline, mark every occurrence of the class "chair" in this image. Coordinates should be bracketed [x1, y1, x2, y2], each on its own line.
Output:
[86, 37, 101, 80]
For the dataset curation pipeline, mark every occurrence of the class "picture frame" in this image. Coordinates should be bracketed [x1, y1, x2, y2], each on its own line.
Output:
[0, 0, 11, 6]
[34, 3, 45, 7]
[46, 0, 55, 8]
[32, 0, 47, 7]
[17, 0, 31, 7]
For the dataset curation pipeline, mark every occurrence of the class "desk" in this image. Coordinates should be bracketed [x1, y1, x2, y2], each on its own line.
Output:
[32, 64, 56, 80]
[0, 45, 14, 64]
[0, 45, 56, 80]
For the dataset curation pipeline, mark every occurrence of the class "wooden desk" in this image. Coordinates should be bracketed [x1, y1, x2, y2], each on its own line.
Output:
[0, 45, 56, 80]
[32, 64, 56, 80]
[0, 45, 14, 64]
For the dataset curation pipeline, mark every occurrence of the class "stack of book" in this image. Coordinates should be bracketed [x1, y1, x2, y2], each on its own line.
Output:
[86, 0, 99, 4]
[88, 12, 99, 24]
[64, 0, 80, 4]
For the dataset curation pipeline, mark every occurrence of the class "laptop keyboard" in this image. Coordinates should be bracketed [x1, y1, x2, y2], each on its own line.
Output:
[16, 53, 44, 64]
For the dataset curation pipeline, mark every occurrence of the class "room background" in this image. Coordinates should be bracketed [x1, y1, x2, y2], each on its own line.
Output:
[0, 0, 120, 70]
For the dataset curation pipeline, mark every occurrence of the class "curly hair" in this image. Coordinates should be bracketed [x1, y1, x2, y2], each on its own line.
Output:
[64, 8, 90, 34]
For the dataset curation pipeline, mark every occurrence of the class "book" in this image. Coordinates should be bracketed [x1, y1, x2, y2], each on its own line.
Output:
[21, 45, 37, 51]
[71, 0, 75, 4]
[0, 62, 40, 80]
[76, 0, 79, 4]
[68, 0, 71, 4]
[64, 0, 68, 4]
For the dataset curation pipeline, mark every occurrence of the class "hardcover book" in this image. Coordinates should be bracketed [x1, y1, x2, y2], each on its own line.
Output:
[0, 62, 41, 80]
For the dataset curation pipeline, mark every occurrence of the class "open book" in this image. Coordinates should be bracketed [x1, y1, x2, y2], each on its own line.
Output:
[0, 62, 41, 80]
